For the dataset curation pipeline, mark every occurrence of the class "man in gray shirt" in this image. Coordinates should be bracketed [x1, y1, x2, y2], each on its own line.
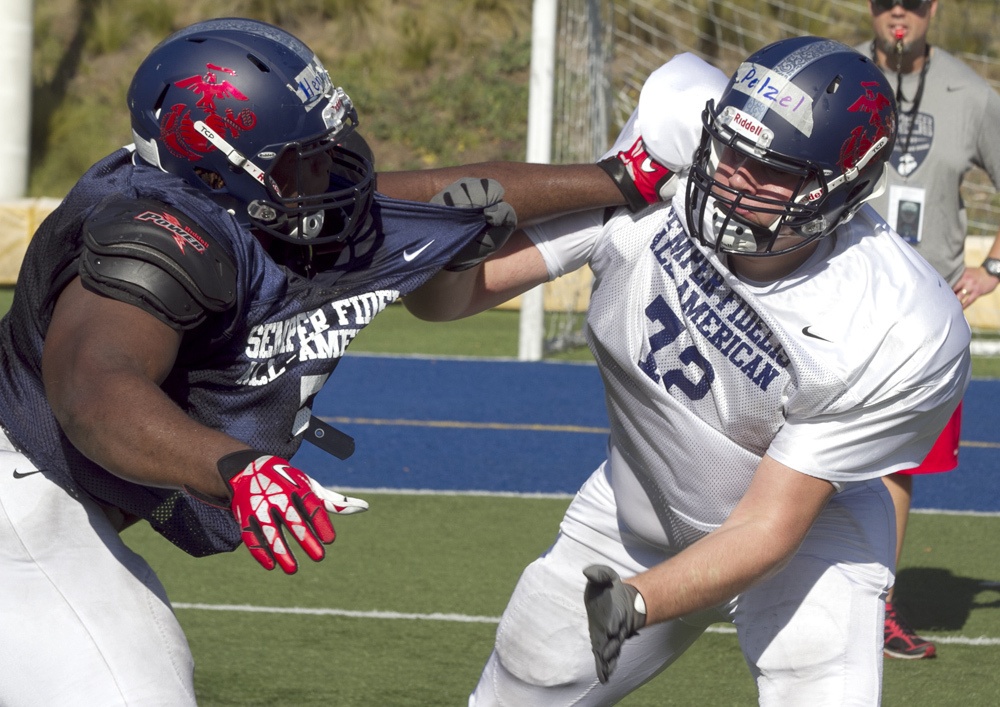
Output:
[859, 0, 1000, 661]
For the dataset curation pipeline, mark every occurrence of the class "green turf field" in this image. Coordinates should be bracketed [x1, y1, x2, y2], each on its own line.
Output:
[123, 497, 1000, 705]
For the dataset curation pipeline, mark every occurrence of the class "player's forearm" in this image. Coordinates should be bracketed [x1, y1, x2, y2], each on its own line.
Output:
[628, 459, 835, 625]
[405, 230, 549, 321]
[626, 519, 798, 625]
[404, 268, 485, 321]
[54, 372, 243, 498]
[379, 163, 625, 225]
[43, 280, 245, 498]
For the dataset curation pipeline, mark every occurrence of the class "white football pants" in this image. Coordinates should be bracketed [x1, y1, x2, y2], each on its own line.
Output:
[0, 434, 196, 706]
[470, 462, 894, 706]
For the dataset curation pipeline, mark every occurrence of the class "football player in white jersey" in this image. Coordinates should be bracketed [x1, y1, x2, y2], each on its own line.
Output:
[401, 37, 970, 705]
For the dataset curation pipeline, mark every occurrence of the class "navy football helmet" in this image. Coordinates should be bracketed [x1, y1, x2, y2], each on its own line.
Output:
[686, 36, 897, 256]
[128, 18, 374, 245]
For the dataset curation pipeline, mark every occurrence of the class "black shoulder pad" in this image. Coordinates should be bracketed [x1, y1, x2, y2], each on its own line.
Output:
[80, 198, 238, 330]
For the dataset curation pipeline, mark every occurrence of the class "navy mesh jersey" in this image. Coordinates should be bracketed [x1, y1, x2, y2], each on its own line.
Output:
[0, 149, 490, 556]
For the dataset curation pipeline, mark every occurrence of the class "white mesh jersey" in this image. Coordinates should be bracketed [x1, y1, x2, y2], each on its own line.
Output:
[524, 53, 970, 550]
[527, 197, 969, 550]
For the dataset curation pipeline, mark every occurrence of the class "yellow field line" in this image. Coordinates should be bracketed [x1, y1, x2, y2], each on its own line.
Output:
[323, 416, 1000, 448]
[324, 416, 609, 435]
[961, 440, 1000, 449]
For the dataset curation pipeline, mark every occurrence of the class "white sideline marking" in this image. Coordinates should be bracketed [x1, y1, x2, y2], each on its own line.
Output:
[934, 635, 1000, 646]
[173, 603, 500, 624]
[171, 603, 1000, 645]
[702, 625, 1000, 646]
[330, 488, 1000, 515]
[971, 340, 1000, 356]
[169, 603, 735, 630]
[911, 507, 1000, 518]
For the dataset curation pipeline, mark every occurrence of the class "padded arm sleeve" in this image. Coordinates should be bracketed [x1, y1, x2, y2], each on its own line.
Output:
[79, 198, 238, 330]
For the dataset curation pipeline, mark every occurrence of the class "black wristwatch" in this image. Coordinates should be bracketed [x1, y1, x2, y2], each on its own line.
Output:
[983, 257, 1000, 280]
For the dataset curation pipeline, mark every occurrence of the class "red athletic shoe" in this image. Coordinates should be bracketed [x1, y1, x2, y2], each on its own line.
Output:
[884, 601, 937, 659]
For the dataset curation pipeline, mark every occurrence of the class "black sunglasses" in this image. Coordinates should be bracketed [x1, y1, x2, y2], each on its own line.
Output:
[872, 0, 931, 11]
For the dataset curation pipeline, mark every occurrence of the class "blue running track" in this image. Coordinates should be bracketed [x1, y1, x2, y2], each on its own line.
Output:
[292, 354, 1000, 513]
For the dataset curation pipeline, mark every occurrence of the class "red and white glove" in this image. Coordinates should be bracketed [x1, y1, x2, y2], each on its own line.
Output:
[214, 451, 368, 574]
[597, 136, 678, 213]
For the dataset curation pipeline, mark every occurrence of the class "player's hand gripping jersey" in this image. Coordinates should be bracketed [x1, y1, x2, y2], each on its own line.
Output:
[526, 54, 970, 551]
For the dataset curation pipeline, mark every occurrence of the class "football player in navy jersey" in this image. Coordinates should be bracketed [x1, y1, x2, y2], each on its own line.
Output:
[403, 37, 970, 705]
[0, 17, 656, 704]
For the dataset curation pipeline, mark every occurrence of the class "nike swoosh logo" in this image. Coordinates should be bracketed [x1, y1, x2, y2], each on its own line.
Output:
[946, 85, 965, 92]
[640, 157, 657, 173]
[12, 469, 42, 479]
[802, 326, 832, 343]
[403, 241, 434, 262]
[272, 464, 297, 484]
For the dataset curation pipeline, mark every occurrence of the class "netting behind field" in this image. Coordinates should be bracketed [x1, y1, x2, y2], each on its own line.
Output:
[541, 0, 1000, 355]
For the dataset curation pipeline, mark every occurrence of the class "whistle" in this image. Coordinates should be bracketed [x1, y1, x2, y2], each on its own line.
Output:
[894, 27, 904, 70]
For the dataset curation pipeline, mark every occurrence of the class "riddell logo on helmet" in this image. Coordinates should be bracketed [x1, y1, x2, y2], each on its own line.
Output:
[730, 110, 765, 139]
[159, 63, 258, 162]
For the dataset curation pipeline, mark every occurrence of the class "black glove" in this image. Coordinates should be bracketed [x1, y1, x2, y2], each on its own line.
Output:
[432, 177, 517, 271]
[597, 136, 677, 213]
[583, 564, 647, 683]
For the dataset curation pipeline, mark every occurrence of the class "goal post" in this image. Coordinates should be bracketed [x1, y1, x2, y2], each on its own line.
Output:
[518, 0, 611, 360]
[0, 0, 33, 200]
[519, 0, 558, 362]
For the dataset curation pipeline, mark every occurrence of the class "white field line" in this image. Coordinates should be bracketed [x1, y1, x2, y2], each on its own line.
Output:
[330, 487, 1000, 516]
[172, 603, 1000, 645]
[173, 603, 500, 624]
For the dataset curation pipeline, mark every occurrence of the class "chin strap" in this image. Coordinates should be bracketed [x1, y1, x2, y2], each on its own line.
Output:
[711, 206, 763, 254]
[822, 136, 889, 194]
[194, 120, 266, 183]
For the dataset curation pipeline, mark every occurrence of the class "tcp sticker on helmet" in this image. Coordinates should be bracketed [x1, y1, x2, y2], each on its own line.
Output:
[731, 62, 814, 137]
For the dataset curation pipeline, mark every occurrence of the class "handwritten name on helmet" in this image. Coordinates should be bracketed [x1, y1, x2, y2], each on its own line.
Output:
[731, 62, 815, 137]
[291, 56, 333, 109]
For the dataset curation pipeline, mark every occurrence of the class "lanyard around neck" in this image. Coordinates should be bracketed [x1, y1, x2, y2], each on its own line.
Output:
[872, 41, 931, 157]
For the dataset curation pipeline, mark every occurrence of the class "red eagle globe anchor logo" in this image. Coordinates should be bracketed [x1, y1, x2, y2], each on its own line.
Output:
[159, 63, 258, 161]
[840, 80, 895, 173]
